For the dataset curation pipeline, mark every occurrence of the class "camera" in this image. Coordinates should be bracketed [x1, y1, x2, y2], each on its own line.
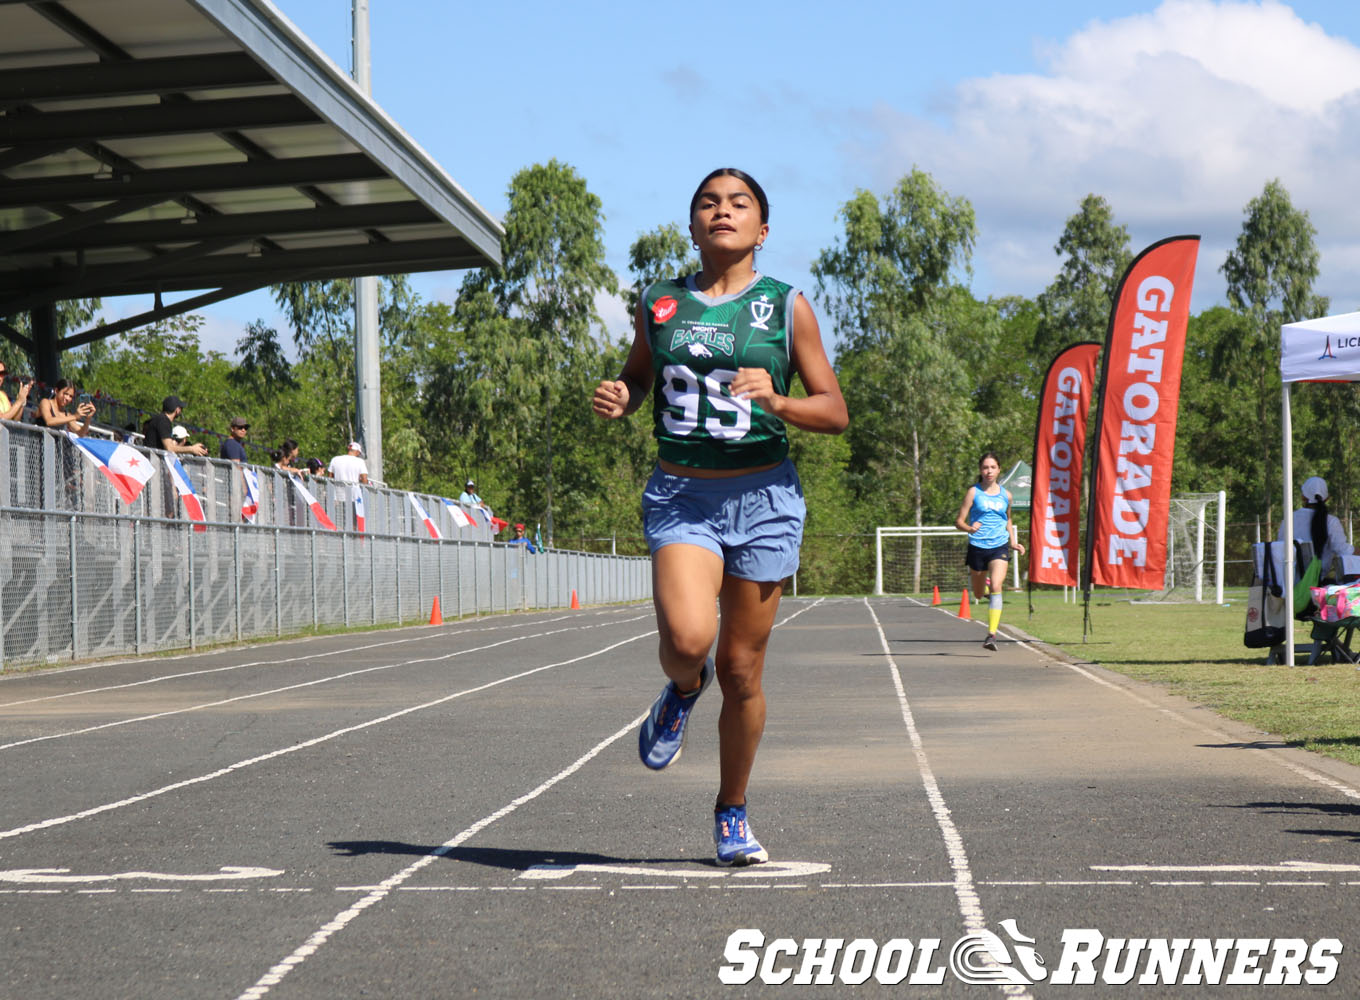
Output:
[18, 375, 31, 386]
[78, 392, 93, 405]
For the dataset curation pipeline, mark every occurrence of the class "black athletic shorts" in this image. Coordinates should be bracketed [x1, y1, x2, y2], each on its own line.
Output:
[965, 543, 1010, 571]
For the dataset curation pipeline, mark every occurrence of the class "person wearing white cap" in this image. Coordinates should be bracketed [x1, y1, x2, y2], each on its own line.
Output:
[1280, 475, 1352, 578]
[329, 440, 369, 485]
[458, 478, 492, 519]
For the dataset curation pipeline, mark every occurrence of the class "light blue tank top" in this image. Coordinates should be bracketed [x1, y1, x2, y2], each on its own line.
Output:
[968, 487, 1010, 549]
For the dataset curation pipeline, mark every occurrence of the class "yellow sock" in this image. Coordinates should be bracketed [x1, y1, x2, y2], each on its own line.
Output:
[987, 594, 1002, 633]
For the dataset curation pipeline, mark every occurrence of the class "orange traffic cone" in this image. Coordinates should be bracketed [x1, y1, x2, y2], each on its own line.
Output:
[570, 589, 580, 610]
[957, 590, 971, 619]
[931, 585, 941, 606]
[429, 596, 443, 625]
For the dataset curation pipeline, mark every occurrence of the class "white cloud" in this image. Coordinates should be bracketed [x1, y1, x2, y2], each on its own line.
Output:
[851, 0, 1360, 310]
[594, 288, 632, 344]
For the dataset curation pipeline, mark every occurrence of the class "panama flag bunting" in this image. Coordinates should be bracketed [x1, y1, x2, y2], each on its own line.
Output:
[409, 493, 442, 539]
[162, 453, 207, 532]
[68, 433, 156, 504]
[241, 467, 261, 523]
[291, 476, 337, 531]
[353, 489, 366, 532]
[442, 497, 471, 529]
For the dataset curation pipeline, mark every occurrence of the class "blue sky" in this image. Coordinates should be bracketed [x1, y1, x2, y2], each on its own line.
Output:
[132, 0, 1360, 356]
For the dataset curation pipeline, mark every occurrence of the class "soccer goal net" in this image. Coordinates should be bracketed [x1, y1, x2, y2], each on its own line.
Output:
[875, 526, 972, 596]
[1144, 491, 1226, 604]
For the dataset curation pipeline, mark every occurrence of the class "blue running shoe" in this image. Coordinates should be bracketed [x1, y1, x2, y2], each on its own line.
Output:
[638, 656, 714, 770]
[714, 803, 768, 866]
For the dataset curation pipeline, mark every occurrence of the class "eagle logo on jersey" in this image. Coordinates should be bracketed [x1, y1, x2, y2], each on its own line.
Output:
[687, 343, 713, 359]
[749, 295, 774, 331]
[652, 296, 678, 324]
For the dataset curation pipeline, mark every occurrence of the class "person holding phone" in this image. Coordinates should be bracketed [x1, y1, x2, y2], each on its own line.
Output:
[36, 380, 95, 435]
[0, 366, 32, 422]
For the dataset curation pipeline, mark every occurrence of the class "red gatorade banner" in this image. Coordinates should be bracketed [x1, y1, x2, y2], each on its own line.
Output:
[1087, 236, 1200, 590]
[1029, 342, 1101, 587]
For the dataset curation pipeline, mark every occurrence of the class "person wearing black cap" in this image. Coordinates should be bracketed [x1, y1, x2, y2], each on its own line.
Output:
[220, 417, 250, 462]
[143, 395, 207, 456]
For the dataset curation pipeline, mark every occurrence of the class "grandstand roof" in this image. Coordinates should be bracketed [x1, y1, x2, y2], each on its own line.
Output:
[0, 0, 503, 359]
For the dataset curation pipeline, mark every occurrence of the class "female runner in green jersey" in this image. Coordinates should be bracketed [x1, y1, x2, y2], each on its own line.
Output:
[592, 168, 847, 865]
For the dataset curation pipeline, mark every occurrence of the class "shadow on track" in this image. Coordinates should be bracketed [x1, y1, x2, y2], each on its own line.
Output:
[327, 841, 714, 869]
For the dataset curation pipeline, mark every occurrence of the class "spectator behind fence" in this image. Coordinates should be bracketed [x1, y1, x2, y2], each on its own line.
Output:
[220, 416, 250, 462]
[459, 479, 491, 517]
[305, 457, 327, 477]
[171, 425, 191, 446]
[508, 522, 537, 553]
[272, 439, 302, 476]
[1281, 476, 1353, 581]
[36, 380, 96, 436]
[329, 441, 369, 484]
[144, 396, 207, 456]
[0, 364, 33, 421]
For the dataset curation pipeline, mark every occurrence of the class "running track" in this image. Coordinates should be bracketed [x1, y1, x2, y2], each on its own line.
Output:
[2, 598, 1358, 998]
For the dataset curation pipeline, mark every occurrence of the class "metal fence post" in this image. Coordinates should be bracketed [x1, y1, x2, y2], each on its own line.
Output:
[370, 532, 377, 625]
[233, 525, 242, 641]
[133, 520, 142, 654]
[342, 534, 350, 627]
[310, 528, 318, 629]
[489, 541, 497, 614]
[187, 520, 197, 650]
[69, 516, 78, 660]
[274, 526, 282, 638]
[395, 538, 402, 624]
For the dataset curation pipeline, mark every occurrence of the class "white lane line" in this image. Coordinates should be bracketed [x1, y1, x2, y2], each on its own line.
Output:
[0, 615, 650, 752]
[11, 879, 1360, 898]
[0, 612, 594, 707]
[233, 713, 644, 1000]
[823, 881, 954, 888]
[232, 596, 823, 999]
[1093, 861, 1360, 873]
[864, 597, 1033, 1000]
[0, 630, 654, 842]
[996, 623, 1360, 805]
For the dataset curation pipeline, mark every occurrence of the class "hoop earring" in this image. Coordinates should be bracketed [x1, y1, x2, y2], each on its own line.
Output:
[755, 244, 763, 251]
[692, 243, 700, 251]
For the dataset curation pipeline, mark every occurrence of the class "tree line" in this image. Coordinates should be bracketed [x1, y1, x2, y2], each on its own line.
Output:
[5, 162, 1340, 592]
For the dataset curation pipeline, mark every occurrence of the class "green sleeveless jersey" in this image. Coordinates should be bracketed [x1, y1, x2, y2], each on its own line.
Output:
[643, 274, 796, 470]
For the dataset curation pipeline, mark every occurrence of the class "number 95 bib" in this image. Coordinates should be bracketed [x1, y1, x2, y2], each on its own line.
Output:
[645, 274, 796, 470]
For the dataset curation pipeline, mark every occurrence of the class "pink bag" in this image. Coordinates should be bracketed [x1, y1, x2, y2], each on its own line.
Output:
[1311, 584, 1360, 621]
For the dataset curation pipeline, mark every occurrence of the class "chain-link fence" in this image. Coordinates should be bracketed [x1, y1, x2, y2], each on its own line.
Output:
[0, 421, 650, 670]
[0, 419, 497, 539]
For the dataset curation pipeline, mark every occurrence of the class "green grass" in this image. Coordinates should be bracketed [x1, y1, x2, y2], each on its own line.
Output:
[1012, 590, 1360, 767]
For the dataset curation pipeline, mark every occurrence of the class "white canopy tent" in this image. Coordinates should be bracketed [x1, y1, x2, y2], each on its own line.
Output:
[1279, 311, 1360, 663]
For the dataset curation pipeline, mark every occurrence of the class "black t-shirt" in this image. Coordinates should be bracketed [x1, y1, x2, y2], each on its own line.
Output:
[143, 412, 173, 450]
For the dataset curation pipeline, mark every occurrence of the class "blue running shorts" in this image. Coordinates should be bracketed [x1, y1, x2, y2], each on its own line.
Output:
[642, 459, 806, 582]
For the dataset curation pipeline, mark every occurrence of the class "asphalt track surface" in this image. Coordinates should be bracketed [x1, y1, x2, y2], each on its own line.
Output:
[3, 596, 1360, 999]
